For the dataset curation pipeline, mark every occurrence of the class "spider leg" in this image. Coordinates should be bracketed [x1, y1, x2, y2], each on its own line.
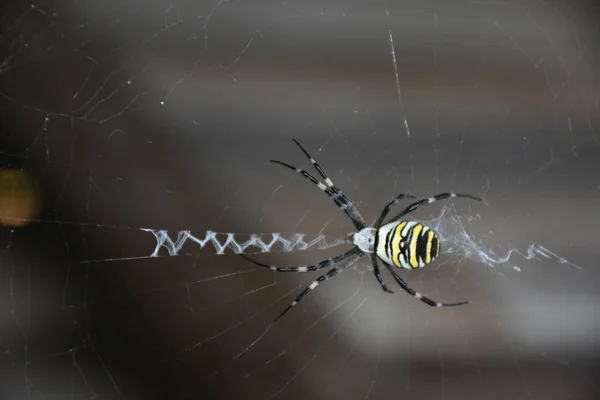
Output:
[274, 251, 364, 321]
[383, 263, 468, 307]
[370, 253, 394, 293]
[291, 138, 331, 183]
[388, 192, 482, 223]
[270, 139, 367, 230]
[240, 247, 361, 272]
[270, 160, 365, 230]
[372, 193, 416, 228]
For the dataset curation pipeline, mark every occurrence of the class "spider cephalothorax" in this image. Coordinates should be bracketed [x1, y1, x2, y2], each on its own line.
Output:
[243, 139, 481, 321]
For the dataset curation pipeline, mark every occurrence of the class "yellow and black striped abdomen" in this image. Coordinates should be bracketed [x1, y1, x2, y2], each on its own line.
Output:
[375, 220, 440, 270]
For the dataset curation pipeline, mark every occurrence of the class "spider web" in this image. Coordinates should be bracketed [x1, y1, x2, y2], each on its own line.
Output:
[1, 0, 599, 399]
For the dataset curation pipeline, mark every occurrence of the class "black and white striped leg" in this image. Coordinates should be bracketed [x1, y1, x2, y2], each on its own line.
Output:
[271, 139, 367, 230]
[270, 159, 366, 230]
[370, 253, 394, 293]
[241, 247, 362, 272]
[372, 193, 416, 229]
[384, 264, 468, 307]
[389, 192, 482, 223]
[274, 251, 364, 321]
[291, 138, 331, 184]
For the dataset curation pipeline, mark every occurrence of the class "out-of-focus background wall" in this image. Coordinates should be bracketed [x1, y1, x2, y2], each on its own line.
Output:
[1, 1, 599, 399]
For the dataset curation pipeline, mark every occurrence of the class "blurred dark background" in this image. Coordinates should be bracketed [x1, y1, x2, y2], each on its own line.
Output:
[1, 0, 599, 399]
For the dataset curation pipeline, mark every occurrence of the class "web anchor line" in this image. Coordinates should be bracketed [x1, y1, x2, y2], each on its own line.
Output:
[141, 229, 346, 257]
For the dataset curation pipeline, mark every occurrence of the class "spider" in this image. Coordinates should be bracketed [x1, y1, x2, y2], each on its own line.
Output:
[242, 139, 481, 321]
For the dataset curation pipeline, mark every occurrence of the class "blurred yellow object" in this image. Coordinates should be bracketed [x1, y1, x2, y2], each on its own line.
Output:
[0, 169, 42, 227]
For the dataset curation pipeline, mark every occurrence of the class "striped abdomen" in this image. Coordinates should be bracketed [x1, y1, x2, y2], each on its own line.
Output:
[376, 220, 440, 270]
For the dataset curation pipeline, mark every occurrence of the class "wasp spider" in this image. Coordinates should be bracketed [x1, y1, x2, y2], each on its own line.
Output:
[243, 139, 481, 321]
